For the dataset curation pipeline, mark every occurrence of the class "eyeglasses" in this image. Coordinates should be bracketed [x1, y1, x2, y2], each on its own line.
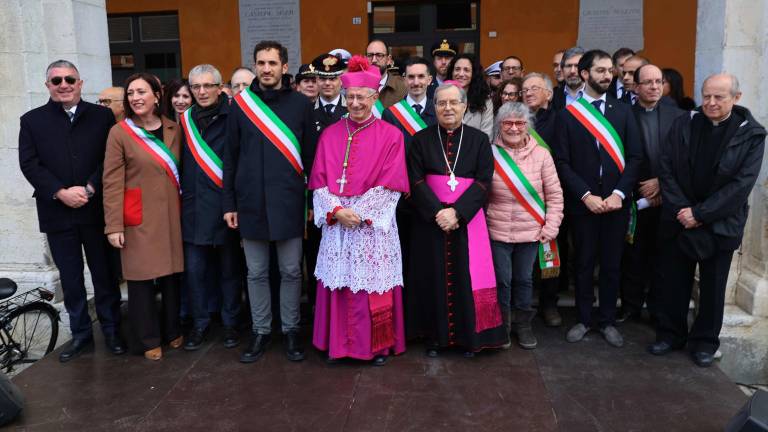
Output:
[436, 100, 464, 109]
[501, 91, 521, 98]
[190, 83, 221, 92]
[346, 94, 376, 103]
[365, 53, 387, 60]
[501, 120, 527, 129]
[49, 76, 78, 86]
[521, 86, 543, 95]
[97, 99, 115, 106]
[637, 79, 665, 87]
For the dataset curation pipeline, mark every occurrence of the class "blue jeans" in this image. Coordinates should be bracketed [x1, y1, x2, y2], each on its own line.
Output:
[491, 240, 539, 312]
[183, 239, 244, 330]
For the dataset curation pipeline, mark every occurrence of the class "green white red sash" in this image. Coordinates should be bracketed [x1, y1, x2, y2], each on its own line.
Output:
[120, 119, 180, 192]
[492, 144, 560, 278]
[528, 127, 551, 153]
[180, 108, 223, 187]
[372, 99, 384, 119]
[626, 200, 638, 244]
[387, 99, 427, 135]
[234, 87, 303, 176]
[566, 98, 625, 172]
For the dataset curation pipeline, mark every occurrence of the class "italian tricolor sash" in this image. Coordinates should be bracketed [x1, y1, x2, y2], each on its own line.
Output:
[120, 119, 180, 192]
[180, 108, 223, 187]
[528, 127, 551, 153]
[566, 98, 625, 172]
[492, 144, 560, 278]
[234, 88, 303, 176]
[372, 99, 384, 119]
[387, 100, 427, 136]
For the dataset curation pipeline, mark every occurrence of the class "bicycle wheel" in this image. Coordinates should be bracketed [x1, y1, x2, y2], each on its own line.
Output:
[0, 302, 59, 372]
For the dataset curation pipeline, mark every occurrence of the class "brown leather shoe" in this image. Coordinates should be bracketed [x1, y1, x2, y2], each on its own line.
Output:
[144, 347, 162, 361]
[169, 336, 184, 349]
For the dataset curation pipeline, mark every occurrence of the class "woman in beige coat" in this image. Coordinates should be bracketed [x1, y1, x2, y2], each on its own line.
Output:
[103, 72, 184, 360]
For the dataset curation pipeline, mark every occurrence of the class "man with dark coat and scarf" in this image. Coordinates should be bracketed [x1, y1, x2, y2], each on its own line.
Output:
[223, 40, 317, 364]
[649, 73, 766, 367]
[407, 82, 507, 357]
[179, 64, 243, 351]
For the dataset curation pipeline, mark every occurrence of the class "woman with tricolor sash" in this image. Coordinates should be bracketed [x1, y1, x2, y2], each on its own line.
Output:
[103, 73, 184, 361]
[487, 102, 563, 349]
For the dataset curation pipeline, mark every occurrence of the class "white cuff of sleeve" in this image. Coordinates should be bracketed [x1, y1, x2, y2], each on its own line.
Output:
[612, 189, 625, 200]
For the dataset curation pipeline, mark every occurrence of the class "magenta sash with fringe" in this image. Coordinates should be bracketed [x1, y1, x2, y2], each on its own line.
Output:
[426, 175, 501, 333]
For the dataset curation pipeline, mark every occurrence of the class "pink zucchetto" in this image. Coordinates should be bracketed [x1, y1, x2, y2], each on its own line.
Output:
[340, 55, 381, 90]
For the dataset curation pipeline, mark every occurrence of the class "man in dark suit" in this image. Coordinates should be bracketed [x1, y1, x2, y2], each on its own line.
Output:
[607, 47, 635, 101]
[551, 46, 586, 111]
[619, 64, 685, 323]
[650, 74, 765, 367]
[553, 50, 643, 347]
[617, 56, 650, 105]
[18, 59, 124, 362]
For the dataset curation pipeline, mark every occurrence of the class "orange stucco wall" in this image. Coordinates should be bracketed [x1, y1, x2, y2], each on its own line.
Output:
[480, 0, 697, 95]
[107, 0, 696, 94]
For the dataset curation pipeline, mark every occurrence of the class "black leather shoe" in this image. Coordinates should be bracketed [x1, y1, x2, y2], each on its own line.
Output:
[184, 328, 205, 351]
[372, 355, 388, 366]
[284, 332, 305, 362]
[691, 351, 715, 367]
[104, 334, 126, 355]
[59, 338, 93, 363]
[240, 334, 271, 363]
[222, 327, 239, 349]
[647, 340, 683, 356]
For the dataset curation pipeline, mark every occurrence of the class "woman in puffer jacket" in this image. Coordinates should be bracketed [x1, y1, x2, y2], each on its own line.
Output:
[487, 102, 563, 349]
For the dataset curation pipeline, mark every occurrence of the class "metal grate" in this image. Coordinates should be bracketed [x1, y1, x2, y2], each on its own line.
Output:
[139, 15, 179, 42]
[107, 17, 132, 43]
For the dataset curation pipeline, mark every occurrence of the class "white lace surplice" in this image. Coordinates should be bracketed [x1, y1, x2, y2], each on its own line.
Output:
[313, 186, 403, 295]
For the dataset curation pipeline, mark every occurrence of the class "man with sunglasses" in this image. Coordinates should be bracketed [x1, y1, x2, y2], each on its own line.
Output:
[97, 87, 125, 121]
[365, 39, 407, 109]
[18, 59, 124, 362]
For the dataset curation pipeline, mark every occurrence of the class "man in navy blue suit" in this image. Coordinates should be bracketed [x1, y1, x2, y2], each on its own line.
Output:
[19, 60, 124, 362]
[553, 50, 643, 348]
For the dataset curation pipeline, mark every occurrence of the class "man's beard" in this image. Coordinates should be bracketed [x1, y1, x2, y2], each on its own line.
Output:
[565, 75, 582, 90]
[587, 76, 610, 95]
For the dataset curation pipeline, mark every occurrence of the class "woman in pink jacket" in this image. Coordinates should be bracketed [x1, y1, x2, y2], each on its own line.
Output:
[488, 102, 563, 349]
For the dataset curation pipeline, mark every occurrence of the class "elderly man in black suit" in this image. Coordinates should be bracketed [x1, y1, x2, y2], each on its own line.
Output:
[649, 74, 765, 367]
[618, 64, 685, 324]
[553, 50, 643, 348]
[18, 60, 124, 362]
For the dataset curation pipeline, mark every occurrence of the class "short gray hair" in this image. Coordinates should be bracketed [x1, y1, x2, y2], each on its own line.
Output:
[188, 64, 222, 84]
[433, 83, 467, 105]
[561, 46, 586, 68]
[46, 59, 78, 80]
[493, 102, 535, 142]
[703, 73, 741, 97]
[522, 72, 553, 92]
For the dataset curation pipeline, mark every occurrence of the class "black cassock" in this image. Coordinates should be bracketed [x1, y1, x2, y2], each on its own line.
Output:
[406, 124, 507, 351]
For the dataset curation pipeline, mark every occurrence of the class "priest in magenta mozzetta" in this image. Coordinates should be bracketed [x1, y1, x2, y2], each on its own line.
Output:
[309, 55, 409, 366]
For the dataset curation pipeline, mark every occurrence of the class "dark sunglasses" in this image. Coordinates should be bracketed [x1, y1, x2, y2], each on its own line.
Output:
[49, 76, 78, 86]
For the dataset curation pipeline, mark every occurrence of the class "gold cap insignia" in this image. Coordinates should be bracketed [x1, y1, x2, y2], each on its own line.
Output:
[322, 56, 338, 72]
[308, 64, 316, 73]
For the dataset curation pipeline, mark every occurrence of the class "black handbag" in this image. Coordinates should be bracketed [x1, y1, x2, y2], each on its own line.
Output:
[677, 227, 717, 261]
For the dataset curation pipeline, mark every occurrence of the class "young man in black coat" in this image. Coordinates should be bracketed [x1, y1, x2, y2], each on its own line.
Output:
[223, 41, 317, 364]
[553, 50, 643, 348]
[18, 60, 124, 362]
[650, 74, 765, 367]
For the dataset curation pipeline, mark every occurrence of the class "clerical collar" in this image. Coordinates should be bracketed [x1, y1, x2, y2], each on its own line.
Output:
[710, 111, 732, 127]
[348, 113, 375, 126]
[319, 93, 341, 107]
[406, 94, 426, 107]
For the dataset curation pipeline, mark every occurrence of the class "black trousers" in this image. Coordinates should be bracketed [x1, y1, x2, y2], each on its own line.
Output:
[46, 224, 122, 340]
[620, 207, 661, 315]
[538, 215, 571, 309]
[127, 275, 181, 351]
[570, 210, 629, 327]
[655, 233, 734, 354]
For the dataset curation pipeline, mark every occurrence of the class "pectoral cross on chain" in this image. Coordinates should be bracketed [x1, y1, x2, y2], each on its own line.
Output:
[447, 173, 459, 192]
[336, 174, 348, 193]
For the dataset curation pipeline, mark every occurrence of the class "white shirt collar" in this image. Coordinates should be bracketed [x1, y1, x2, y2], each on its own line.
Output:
[406, 94, 427, 107]
[320, 93, 342, 107]
[65, 105, 78, 115]
[581, 92, 607, 112]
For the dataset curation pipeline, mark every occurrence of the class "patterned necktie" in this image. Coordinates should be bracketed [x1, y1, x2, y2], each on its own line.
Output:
[66, 110, 75, 122]
[412, 104, 422, 115]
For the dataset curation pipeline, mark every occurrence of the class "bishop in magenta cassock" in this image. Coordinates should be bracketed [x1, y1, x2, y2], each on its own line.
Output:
[309, 56, 409, 366]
